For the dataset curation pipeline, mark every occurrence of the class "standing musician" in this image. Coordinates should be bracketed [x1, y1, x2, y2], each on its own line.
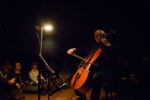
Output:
[67, 29, 114, 100]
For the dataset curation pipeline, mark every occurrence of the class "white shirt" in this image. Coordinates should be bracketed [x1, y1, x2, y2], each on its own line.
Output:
[29, 69, 45, 84]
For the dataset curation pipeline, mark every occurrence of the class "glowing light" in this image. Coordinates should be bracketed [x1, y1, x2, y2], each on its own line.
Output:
[43, 24, 53, 31]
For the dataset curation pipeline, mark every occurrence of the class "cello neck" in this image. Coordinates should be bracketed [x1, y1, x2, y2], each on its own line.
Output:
[71, 53, 99, 67]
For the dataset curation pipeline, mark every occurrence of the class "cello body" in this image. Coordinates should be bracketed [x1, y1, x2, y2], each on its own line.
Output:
[71, 48, 102, 93]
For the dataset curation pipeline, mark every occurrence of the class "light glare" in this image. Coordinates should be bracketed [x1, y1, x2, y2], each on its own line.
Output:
[44, 25, 53, 31]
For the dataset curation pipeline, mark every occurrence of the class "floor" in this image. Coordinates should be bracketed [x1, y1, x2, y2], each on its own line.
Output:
[24, 88, 116, 100]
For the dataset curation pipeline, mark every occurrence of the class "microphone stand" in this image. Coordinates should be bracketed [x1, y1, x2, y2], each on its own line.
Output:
[36, 27, 66, 100]
[37, 27, 44, 100]
[39, 54, 66, 100]
[37, 27, 55, 100]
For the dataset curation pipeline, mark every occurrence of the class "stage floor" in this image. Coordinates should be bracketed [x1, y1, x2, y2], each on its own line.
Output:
[24, 88, 116, 100]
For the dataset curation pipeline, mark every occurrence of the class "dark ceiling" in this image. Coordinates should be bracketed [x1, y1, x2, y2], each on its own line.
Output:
[0, 1, 149, 64]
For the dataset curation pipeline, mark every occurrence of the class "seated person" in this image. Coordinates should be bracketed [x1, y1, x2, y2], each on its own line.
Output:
[29, 62, 46, 85]
[0, 63, 20, 100]
[13, 62, 29, 86]
[29, 62, 47, 95]
[11, 62, 27, 100]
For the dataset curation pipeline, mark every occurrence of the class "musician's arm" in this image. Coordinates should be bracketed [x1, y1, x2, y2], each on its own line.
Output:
[67, 47, 92, 56]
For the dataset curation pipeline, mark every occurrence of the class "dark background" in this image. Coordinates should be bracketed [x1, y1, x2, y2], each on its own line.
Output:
[0, 1, 149, 71]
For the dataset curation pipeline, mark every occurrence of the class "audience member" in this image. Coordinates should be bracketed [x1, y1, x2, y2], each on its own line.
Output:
[29, 62, 47, 95]
[0, 62, 19, 100]
[11, 62, 27, 100]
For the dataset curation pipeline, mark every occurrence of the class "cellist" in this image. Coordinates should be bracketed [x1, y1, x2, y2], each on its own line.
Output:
[67, 29, 112, 100]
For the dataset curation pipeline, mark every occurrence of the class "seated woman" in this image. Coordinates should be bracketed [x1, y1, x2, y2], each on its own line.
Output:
[29, 62, 46, 85]
[29, 62, 47, 95]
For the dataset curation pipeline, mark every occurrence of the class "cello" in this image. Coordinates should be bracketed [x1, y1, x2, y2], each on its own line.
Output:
[70, 48, 102, 93]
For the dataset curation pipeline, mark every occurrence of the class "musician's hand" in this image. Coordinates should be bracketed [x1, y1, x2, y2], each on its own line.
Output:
[101, 38, 111, 47]
[67, 48, 76, 55]
[16, 83, 21, 89]
[8, 78, 15, 85]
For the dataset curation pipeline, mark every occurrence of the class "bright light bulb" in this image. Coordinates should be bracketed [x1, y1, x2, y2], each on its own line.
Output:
[44, 25, 53, 31]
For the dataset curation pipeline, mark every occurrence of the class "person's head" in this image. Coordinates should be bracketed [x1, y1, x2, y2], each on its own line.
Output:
[94, 29, 106, 44]
[32, 62, 38, 70]
[15, 62, 21, 70]
[0, 63, 11, 73]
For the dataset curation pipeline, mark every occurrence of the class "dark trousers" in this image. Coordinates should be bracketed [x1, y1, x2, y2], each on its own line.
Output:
[75, 90, 87, 100]
[90, 84, 103, 100]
